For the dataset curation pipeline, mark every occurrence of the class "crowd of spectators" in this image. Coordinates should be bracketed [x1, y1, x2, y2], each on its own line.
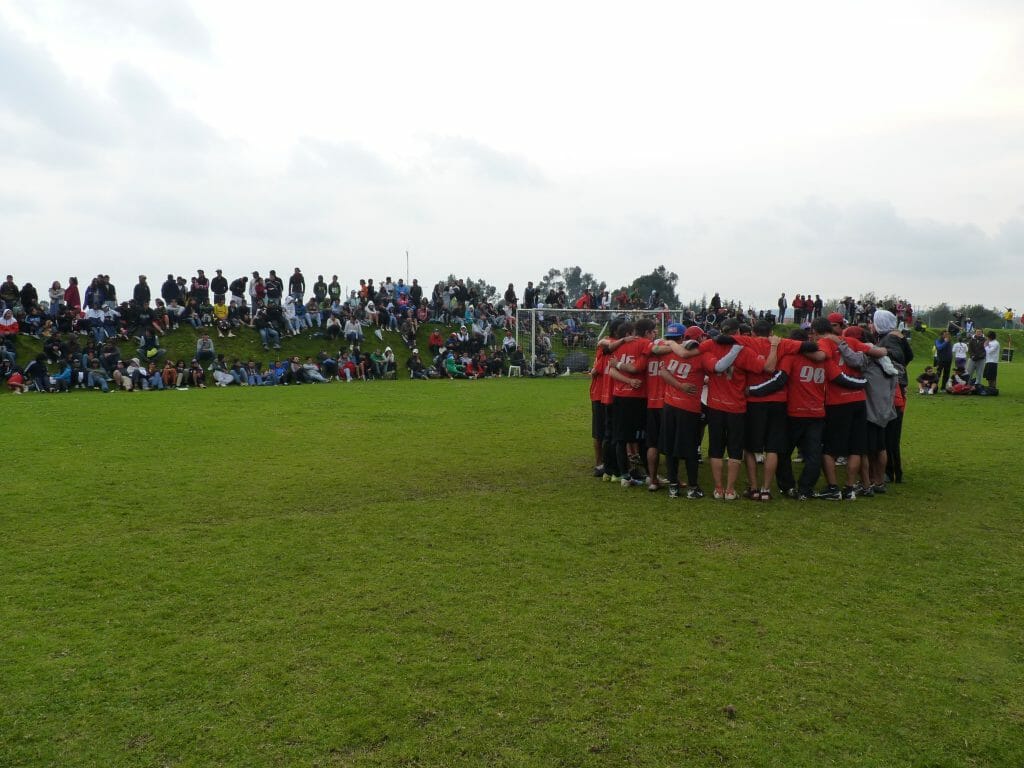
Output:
[0, 269, 541, 393]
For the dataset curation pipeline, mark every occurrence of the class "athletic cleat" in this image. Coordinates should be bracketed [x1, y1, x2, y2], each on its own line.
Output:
[842, 485, 857, 500]
[859, 485, 875, 498]
[668, 484, 681, 499]
[592, 465, 605, 478]
[602, 473, 617, 483]
[686, 486, 705, 499]
[759, 489, 773, 502]
[713, 487, 725, 500]
[782, 487, 798, 499]
[795, 492, 814, 501]
[647, 482, 660, 492]
[743, 488, 760, 500]
[814, 485, 842, 501]
[621, 477, 643, 488]
[724, 490, 739, 501]
[872, 483, 887, 494]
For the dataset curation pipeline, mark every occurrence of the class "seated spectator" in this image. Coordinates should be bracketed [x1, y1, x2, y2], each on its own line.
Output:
[407, 349, 428, 379]
[0, 309, 18, 362]
[501, 328, 516, 355]
[946, 367, 974, 395]
[428, 329, 444, 356]
[253, 306, 282, 350]
[161, 360, 178, 389]
[302, 356, 328, 383]
[344, 318, 364, 345]
[196, 333, 216, 363]
[324, 315, 342, 340]
[24, 354, 50, 392]
[916, 366, 939, 395]
[210, 354, 235, 387]
[444, 351, 466, 379]
[145, 362, 165, 390]
[187, 359, 207, 388]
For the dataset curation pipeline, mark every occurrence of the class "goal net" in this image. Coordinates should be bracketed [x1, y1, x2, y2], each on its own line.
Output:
[513, 307, 676, 376]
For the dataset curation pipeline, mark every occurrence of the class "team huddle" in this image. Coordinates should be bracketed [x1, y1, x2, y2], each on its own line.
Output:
[589, 311, 912, 501]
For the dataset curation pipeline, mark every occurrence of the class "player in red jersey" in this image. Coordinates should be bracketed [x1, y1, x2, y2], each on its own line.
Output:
[699, 319, 778, 500]
[748, 329, 866, 499]
[659, 324, 709, 498]
[742, 319, 824, 501]
[815, 314, 892, 499]
[606, 318, 657, 487]
[589, 318, 633, 478]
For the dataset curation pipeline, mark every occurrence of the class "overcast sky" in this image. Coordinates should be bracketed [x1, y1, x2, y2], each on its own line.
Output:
[1, 0, 1021, 312]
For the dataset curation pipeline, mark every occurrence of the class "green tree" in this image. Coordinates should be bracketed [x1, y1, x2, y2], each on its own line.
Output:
[562, 266, 606, 299]
[630, 265, 680, 306]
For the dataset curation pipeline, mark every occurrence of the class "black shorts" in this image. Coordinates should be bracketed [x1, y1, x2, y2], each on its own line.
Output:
[824, 401, 867, 457]
[745, 401, 787, 453]
[612, 397, 646, 443]
[983, 362, 997, 382]
[660, 405, 701, 459]
[866, 423, 887, 453]
[706, 408, 745, 460]
[645, 406, 662, 450]
[591, 401, 606, 440]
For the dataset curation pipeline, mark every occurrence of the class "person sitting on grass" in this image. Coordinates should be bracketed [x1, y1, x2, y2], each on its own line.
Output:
[916, 366, 939, 395]
[3, 358, 27, 393]
[444, 351, 467, 379]
[946, 366, 974, 395]
[196, 333, 215, 364]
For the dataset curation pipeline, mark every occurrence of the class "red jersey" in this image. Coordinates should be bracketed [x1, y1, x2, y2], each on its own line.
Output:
[744, 337, 807, 404]
[702, 344, 766, 414]
[611, 338, 653, 399]
[825, 336, 868, 406]
[646, 341, 666, 408]
[590, 345, 607, 402]
[782, 354, 843, 419]
[661, 352, 704, 414]
[600, 348, 616, 405]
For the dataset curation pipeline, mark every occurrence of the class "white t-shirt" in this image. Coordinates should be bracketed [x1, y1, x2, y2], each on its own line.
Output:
[952, 341, 968, 360]
[985, 339, 1000, 364]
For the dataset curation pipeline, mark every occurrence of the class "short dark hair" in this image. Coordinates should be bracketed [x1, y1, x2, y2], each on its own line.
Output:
[811, 318, 832, 335]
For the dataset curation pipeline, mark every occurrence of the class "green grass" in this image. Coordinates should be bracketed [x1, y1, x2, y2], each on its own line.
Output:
[2, 361, 1023, 766]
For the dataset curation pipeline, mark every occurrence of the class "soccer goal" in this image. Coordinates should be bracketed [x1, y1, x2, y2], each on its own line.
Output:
[513, 307, 676, 376]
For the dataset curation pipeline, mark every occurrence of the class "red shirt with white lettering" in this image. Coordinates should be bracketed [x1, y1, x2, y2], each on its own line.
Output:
[662, 352, 705, 414]
[612, 338, 654, 399]
[783, 354, 843, 419]
[646, 341, 666, 408]
[745, 336, 807, 404]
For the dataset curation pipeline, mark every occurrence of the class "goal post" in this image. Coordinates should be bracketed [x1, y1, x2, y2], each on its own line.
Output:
[513, 307, 676, 376]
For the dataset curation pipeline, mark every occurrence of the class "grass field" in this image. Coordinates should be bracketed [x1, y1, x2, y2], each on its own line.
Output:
[3, 338, 1024, 766]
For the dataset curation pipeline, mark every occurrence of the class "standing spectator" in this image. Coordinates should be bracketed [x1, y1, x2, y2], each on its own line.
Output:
[1, 275, 21, 308]
[211, 270, 229, 303]
[965, 329, 987, 387]
[229, 275, 248, 307]
[952, 335, 968, 371]
[161, 274, 179, 304]
[983, 331, 1001, 389]
[133, 275, 150, 305]
[193, 270, 210, 303]
[289, 268, 305, 300]
[265, 270, 284, 304]
[933, 331, 953, 391]
[64, 277, 81, 314]
[48, 280, 63, 318]
[777, 292, 787, 323]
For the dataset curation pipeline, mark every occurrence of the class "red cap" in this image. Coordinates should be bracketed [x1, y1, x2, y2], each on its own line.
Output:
[827, 312, 847, 325]
[684, 326, 704, 340]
